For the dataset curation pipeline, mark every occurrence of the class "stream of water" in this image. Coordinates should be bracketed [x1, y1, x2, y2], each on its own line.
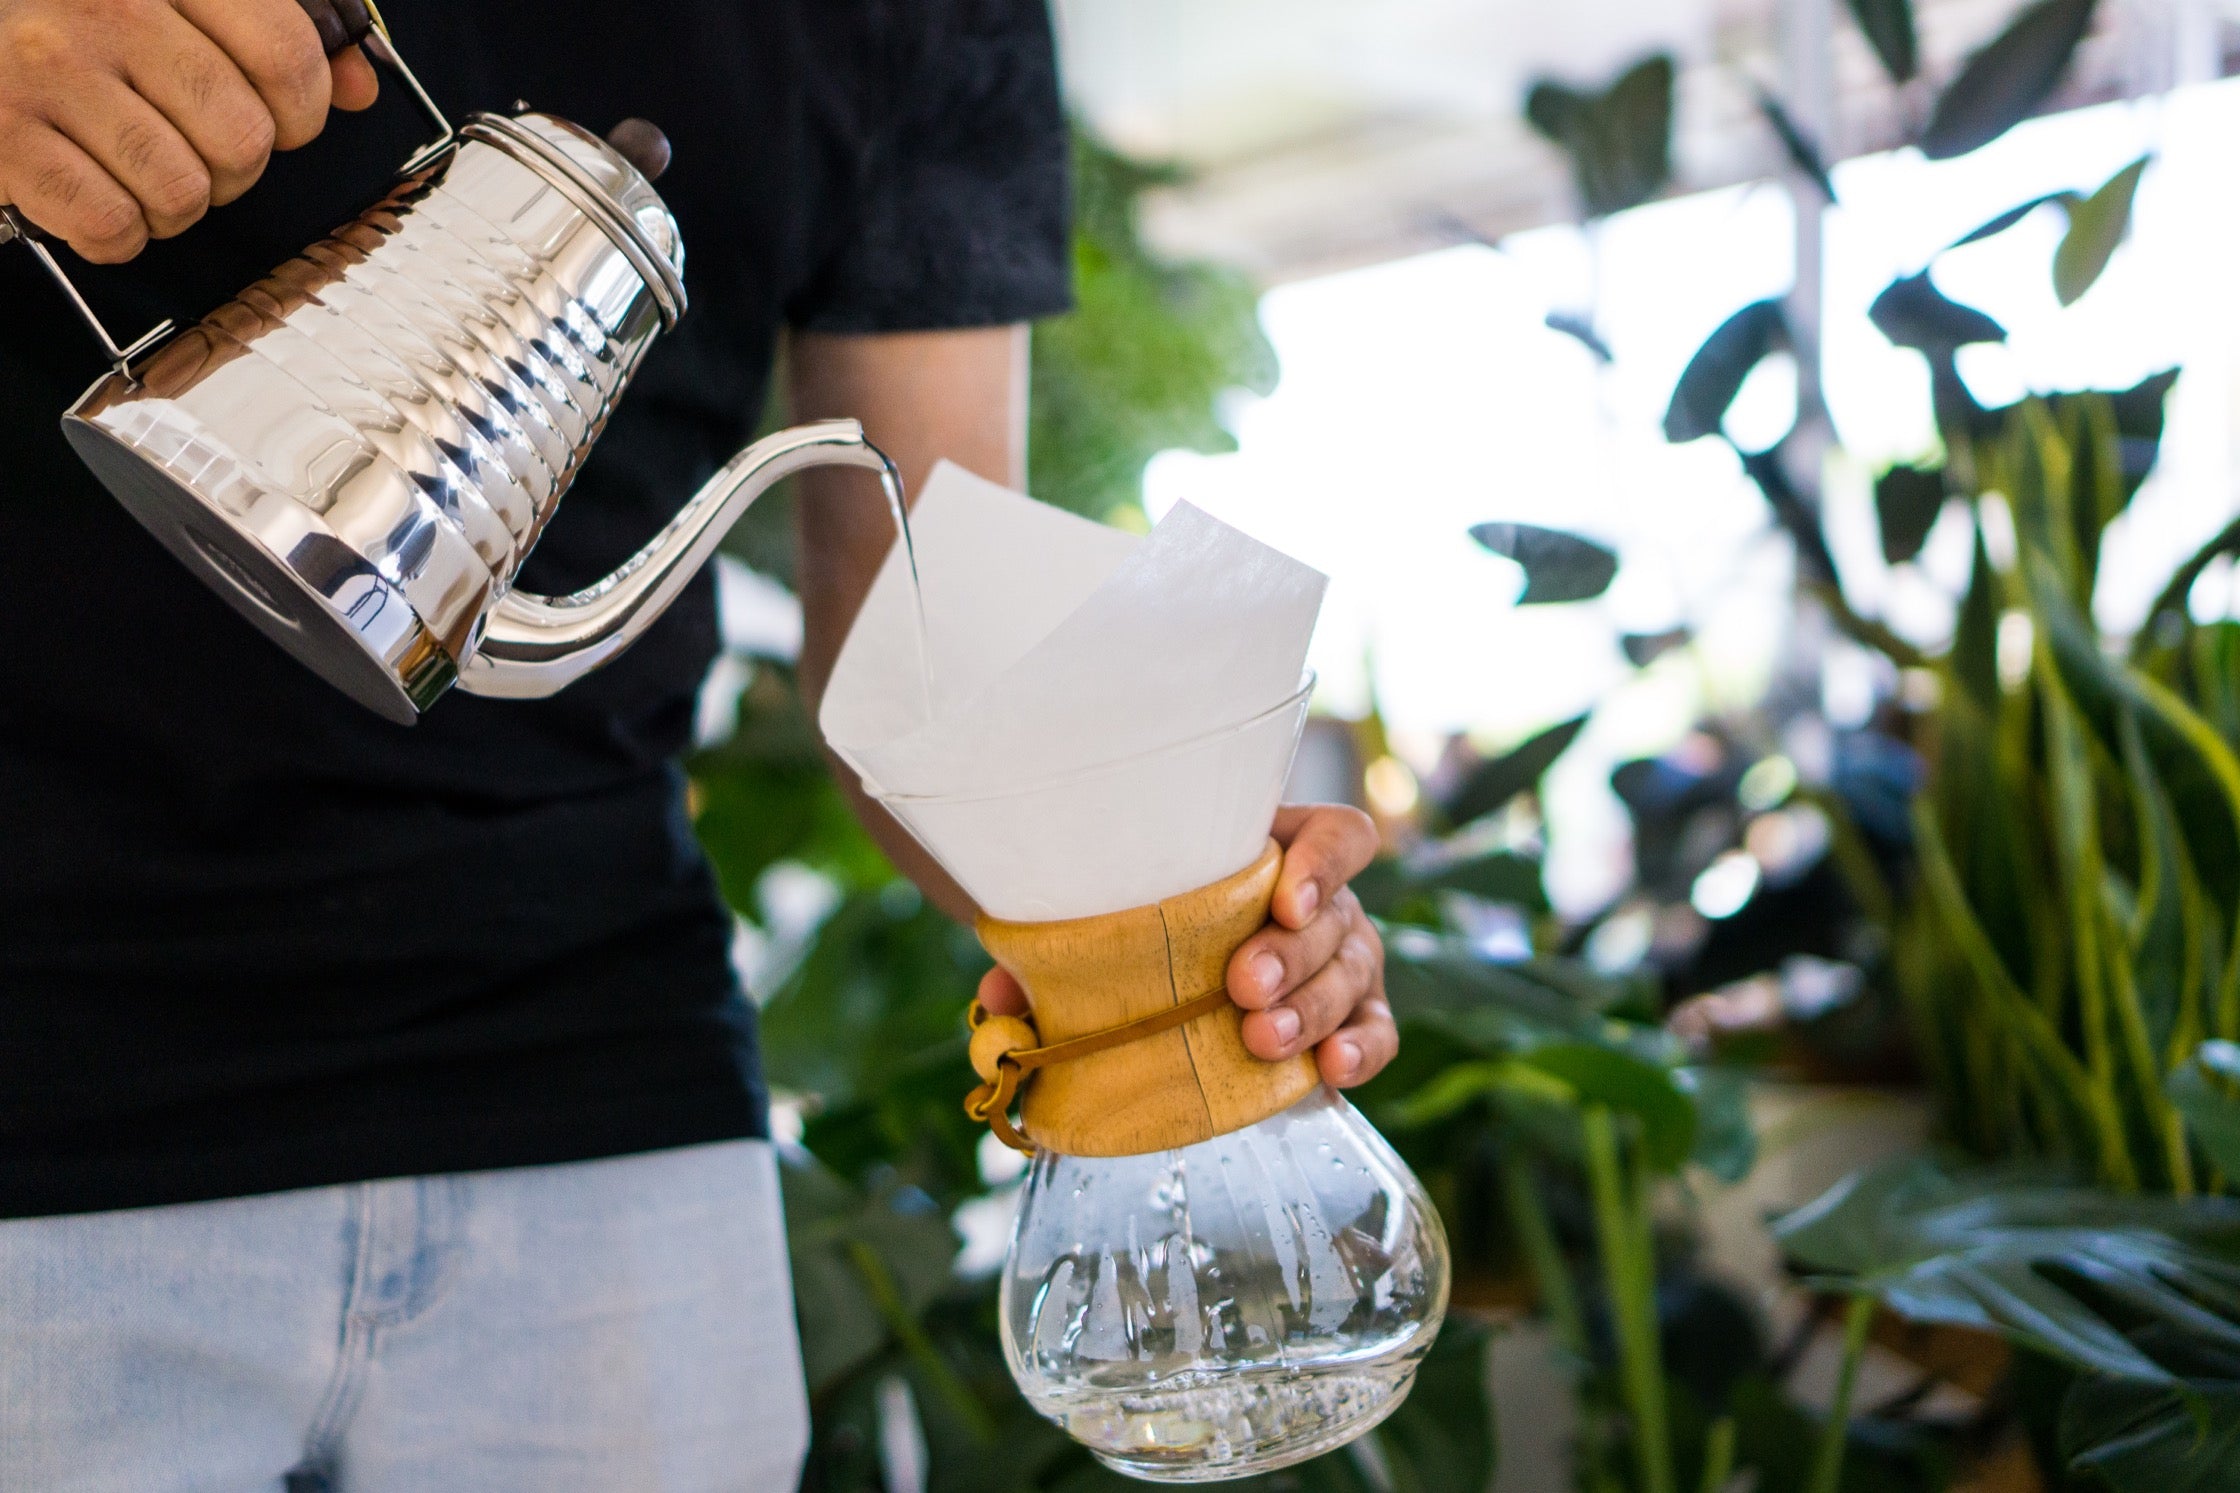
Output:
[874, 455, 936, 723]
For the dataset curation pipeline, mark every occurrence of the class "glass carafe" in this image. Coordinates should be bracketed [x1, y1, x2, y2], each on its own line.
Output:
[1000, 1086, 1450, 1482]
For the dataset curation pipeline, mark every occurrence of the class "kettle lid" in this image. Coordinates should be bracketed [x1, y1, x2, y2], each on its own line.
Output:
[458, 111, 687, 328]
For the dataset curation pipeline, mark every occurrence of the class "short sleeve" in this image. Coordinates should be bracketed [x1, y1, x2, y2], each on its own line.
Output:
[789, 0, 1074, 334]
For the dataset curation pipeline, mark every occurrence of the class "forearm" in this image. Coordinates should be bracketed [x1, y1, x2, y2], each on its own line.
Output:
[788, 324, 1029, 924]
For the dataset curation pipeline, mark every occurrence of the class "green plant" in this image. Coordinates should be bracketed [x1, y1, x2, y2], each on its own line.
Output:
[1520, 0, 2240, 1485]
[1028, 134, 1276, 526]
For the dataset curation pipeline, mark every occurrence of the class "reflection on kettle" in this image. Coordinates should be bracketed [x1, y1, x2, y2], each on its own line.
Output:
[1, 12, 892, 725]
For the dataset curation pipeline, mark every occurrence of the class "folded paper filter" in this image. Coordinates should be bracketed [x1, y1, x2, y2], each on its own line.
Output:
[819, 461, 1327, 922]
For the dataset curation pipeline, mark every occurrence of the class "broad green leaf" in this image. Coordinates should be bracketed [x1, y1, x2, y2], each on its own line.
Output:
[2062, 1378, 2240, 1492]
[1875, 463, 1947, 564]
[1470, 523, 1619, 605]
[1353, 847, 1550, 920]
[2054, 155, 2150, 306]
[1946, 191, 2079, 249]
[1382, 931, 1636, 1047]
[1517, 1041, 1699, 1173]
[1845, 0, 1918, 82]
[1869, 272, 2006, 353]
[1664, 299, 1790, 443]
[1418, 848, 1551, 912]
[1600, 54, 1679, 214]
[759, 886, 987, 1113]
[1921, 0, 2101, 160]
[1774, 1158, 2240, 1384]
[1686, 1066, 1759, 1183]
[2170, 1041, 2240, 1177]
[2111, 367, 2181, 446]
[783, 1155, 965, 1395]
[1523, 80, 1589, 149]
[1525, 55, 1675, 218]
[1443, 712, 1588, 825]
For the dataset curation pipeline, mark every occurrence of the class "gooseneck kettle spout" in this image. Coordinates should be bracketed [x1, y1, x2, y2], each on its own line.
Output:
[460, 421, 896, 699]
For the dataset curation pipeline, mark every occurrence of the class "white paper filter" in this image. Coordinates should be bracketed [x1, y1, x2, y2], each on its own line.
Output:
[820, 462, 1326, 922]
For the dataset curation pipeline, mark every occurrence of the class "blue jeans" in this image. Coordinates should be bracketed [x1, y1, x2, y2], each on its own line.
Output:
[0, 1140, 808, 1492]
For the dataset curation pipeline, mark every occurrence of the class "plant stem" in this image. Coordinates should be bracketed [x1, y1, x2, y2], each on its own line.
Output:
[1500, 1152, 1588, 1363]
[845, 1239, 996, 1444]
[1805, 1294, 1875, 1493]
[1697, 1415, 1736, 1493]
[1584, 1106, 1673, 1493]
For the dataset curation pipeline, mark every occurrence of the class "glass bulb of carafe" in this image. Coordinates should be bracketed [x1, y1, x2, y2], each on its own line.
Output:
[998, 1086, 1451, 1482]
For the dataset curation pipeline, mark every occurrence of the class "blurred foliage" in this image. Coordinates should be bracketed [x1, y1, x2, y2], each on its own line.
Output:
[1028, 134, 1277, 524]
[1523, 56, 1677, 220]
[1518, 0, 2240, 1486]
[1776, 1159, 2240, 1491]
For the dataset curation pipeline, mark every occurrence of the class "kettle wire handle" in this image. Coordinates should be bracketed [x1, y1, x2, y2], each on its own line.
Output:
[0, 0, 452, 380]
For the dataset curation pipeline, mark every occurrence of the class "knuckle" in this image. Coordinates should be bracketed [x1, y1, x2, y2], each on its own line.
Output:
[1313, 803, 1377, 846]
[76, 218, 146, 261]
[213, 102, 276, 174]
[142, 163, 211, 225]
[30, 158, 85, 210]
[9, 15, 76, 73]
[261, 30, 327, 101]
[76, 190, 142, 245]
[113, 117, 165, 172]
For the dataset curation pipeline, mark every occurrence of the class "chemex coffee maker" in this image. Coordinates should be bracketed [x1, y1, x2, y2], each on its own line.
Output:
[1, 1, 893, 724]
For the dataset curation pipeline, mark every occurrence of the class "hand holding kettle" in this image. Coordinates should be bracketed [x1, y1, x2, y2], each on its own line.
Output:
[3, 1, 891, 724]
[0, 0, 380, 262]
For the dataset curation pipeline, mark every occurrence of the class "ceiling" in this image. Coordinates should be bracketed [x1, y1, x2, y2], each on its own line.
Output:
[1052, 0, 2240, 281]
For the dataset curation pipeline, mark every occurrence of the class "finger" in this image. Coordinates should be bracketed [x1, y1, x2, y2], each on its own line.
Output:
[1267, 804, 1379, 929]
[56, 82, 209, 240]
[1227, 886, 1355, 1010]
[1240, 919, 1381, 1062]
[2, 128, 147, 262]
[123, 10, 275, 207]
[976, 965, 1029, 1018]
[329, 47, 379, 112]
[175, 0, 332, 150]
[1317, 995, 1397, 1089]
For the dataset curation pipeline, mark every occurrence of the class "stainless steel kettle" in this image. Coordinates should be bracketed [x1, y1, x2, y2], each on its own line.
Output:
[2, 13, 893, 725]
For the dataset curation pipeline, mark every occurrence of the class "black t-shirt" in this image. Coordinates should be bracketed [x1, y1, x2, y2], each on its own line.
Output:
[0, 0, 1070, 1217]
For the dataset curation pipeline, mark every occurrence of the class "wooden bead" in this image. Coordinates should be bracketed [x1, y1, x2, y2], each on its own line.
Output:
[969, 1014, 1039, 1084]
